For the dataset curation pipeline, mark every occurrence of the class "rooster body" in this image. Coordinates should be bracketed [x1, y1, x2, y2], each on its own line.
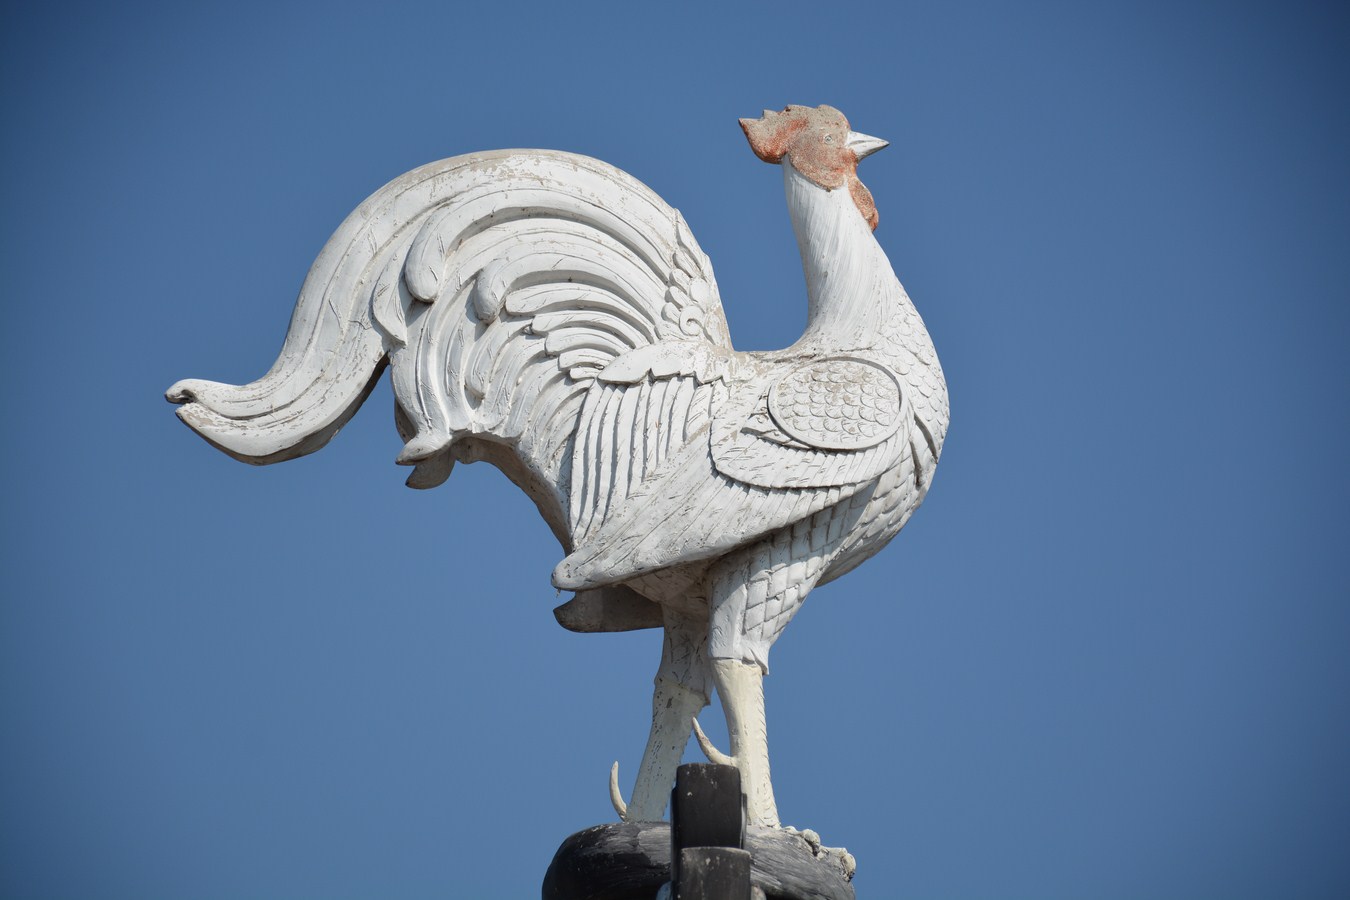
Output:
[169, 106, 948, 826]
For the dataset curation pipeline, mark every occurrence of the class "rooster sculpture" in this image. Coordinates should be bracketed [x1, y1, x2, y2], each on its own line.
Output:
[168, 105, 949, 827]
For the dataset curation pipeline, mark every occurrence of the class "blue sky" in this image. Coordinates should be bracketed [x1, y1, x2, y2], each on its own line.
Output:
[2, 1, 1348, 897]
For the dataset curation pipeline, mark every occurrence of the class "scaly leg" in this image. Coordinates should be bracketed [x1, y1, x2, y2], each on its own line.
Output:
[612, 608, 710, 822]
[695, 533, 835, 828]
[698, 657, 780, 827]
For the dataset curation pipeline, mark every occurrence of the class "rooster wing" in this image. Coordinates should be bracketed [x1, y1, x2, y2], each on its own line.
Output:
[553, 352, 913, 590]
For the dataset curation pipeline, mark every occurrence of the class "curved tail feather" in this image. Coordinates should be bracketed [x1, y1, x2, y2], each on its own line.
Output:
[378, 151, 730, 505]
[167, 150, 731, 535]
[162, 155, 479, 463]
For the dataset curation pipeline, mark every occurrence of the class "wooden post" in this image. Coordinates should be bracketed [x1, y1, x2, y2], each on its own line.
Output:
[542, 762, 854, 898]
[670, 764, 748, 899]
[676, 847, 752, 900]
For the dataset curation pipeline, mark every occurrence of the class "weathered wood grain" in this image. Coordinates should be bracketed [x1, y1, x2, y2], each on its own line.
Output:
[542, 822, 856, 900]
[677, 847, 752, 900]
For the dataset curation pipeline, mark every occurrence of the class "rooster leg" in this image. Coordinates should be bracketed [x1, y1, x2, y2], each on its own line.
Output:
[619, 608, 710, 822]
[702, 535, 827, 828]
[707, 656, 780, 827]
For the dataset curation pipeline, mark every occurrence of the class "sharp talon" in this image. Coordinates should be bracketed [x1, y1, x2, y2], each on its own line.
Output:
[691, 717, 735, 766]
[609, 761, 629, 821]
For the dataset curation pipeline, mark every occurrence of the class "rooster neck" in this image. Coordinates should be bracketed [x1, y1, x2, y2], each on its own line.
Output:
[783, 159, 897, 352]
[780, 158, 950, 462]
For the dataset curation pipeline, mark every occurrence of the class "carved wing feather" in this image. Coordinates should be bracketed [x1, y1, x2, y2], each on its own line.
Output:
[710, 357, 912, 490]
[554, 355, 915, 590]
[569, 374, 717, 545]
[554, 413, 871, 591]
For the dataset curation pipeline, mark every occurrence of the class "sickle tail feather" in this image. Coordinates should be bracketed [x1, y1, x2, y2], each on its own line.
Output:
[163, 158, 447, 464]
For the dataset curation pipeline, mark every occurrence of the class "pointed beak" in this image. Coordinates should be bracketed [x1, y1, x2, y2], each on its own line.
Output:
[740, 110, 778, 129]
[846, 131, 889, 160]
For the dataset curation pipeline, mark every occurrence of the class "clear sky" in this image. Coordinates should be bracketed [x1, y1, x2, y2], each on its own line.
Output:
[2, 1, 1347, 897]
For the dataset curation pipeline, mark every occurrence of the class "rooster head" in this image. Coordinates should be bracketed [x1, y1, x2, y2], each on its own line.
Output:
[739, 105, 888, 230]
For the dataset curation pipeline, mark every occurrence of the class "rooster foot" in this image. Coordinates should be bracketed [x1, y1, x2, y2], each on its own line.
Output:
[780, 826, 858, 880]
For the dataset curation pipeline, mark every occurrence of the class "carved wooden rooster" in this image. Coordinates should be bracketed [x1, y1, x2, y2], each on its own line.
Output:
[168, 105, 949, 827]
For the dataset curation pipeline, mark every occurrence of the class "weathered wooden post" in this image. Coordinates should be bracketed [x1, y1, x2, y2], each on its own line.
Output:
[669, 764, 748, 898]
[543, 763, 855, 899]
[673, 848, 753, 900]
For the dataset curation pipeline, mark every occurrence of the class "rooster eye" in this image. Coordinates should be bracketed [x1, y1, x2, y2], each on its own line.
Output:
[824, 134, 834, 143]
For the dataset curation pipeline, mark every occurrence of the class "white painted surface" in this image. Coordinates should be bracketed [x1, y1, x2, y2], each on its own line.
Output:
[169, 105, 949, 827]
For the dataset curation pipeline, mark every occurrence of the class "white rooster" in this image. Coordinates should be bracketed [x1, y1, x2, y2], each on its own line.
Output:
[167, 104, 949, 827]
